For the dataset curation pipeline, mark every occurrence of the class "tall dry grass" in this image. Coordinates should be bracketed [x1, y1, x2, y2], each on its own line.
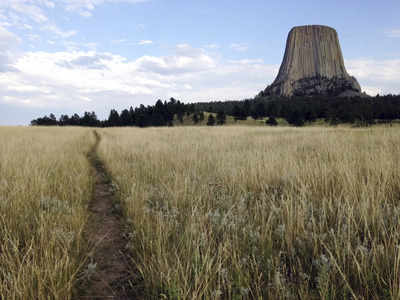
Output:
[98, 126, 400, 299]
[0, 127, 94, 299]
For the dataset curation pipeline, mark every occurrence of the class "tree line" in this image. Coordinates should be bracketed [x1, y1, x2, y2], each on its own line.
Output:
[31, 98, 228, 127]
[197, 94, 400, 126]
[31, 94, 400, 127]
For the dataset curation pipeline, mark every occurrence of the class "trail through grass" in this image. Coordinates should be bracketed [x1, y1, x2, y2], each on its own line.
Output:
[78, 131, 137, 299]
[2, 125, 400, 299]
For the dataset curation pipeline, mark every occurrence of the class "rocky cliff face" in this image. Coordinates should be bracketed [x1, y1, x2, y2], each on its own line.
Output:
[260, 25, 362, 97]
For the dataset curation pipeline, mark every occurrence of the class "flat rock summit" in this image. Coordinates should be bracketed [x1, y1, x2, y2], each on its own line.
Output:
[260, 25, 362, 97]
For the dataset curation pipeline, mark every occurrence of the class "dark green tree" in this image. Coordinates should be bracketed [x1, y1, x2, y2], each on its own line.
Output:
[129, 106, 136, 125]
[232, 105, 246, 121]
[266, 117, 278, 126]
[177, 112, 184, 124]
[47, 113, 57, 125]
[286, 109, 305, 126]
[81, 111, 99, 127]
[216, 111, 226, 125]
[120, 109, 131, 126]
[199, 111, 205, 122]
[243, 100, 251, 117]
[59, 114, 70, 126]
[192, 113, 199, 124]
[70, 113, 81, 126]
[108, 109, 121, 126]
[207, 114, 216, 126]
[251, 102, 266, 119]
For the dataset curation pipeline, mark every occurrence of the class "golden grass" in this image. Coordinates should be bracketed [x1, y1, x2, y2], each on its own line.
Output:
[172, 113, 289, 126]
[0, 127, 94, 299]
[97, 126, 400, 299]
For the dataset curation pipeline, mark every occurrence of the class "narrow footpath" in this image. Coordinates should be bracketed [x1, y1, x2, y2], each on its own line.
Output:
[78, 131, 135, 300]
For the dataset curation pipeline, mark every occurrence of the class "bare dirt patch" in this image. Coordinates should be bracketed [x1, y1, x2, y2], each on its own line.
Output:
[77, 131, 137, 300]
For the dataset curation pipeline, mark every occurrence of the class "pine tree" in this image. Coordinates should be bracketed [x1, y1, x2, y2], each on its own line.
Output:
[216, 111, 226, 125]
[108, 109, 121, 126]
[71, 114, 80, 126]
[286, 110, 305, 126]
[59, 114, 70, 126]
[199, 111, 205, 122]
[192, 113, 199, 124]
[49, 113, 58, 125]
[177, 112, 184, 124]
[232, 105, 241, 121]
[252, 102, 266, 119]
[207, 114, 216, 126]
[129, 106, 136, 125]
[120, 109, 131, 126]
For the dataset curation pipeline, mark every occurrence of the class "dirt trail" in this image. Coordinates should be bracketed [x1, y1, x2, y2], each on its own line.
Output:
[78, 131, 135, 299]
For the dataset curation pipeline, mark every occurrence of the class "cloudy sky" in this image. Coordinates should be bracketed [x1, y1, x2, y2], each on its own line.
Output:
[1, 0, 400, 124]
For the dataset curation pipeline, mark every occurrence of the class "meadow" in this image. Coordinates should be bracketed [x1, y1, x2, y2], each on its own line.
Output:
[98, 126, 400, 299]
[0, 127, 94, 299]
[1, 125, 400, 299]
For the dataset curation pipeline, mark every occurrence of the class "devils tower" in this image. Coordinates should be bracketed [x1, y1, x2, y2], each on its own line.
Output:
[260, 25, 362, 97]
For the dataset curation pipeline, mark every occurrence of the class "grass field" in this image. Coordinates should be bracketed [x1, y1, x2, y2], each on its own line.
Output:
[1, 125, 400, 299]
[98, 126, 400, 299]
[172, 113, 290, 127]
[0, 127, 94, 299]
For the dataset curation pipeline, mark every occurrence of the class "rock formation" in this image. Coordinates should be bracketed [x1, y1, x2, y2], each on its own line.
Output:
[260, 25, 362, 97]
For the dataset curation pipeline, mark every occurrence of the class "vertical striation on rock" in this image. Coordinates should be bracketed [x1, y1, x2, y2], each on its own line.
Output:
[260, 25, 362, 97]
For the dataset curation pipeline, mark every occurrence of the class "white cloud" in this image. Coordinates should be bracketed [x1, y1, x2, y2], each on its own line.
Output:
[362, 86, 383, 97]
[138, 40, 153, 45]
[63, 41, 97, 51]
[136, 44, 216, 75]
[37, 0, 55, 8]
[80, 95, 92, 102]
[5, 2, 48, 23]
[346, 58, 400, 95]
[204, 43, 219, 49]
[0, 50, 161, 110]
[0, 45, 278, 119]
[0, 21, 12, 27]
[0, 0, 147, 32]
[0, 1, 76, 42]
[385, 29, 400, 38]
[230, 43, 248, 52]
[0, 26, 21, 72]
[56, 52, 113, 69]
[78, 10, 92, 17]
[27, 33, 40, 41]
[228, 58, 264, 65]
[43, 24, 77, 38]
[62, 0, 149, 17]
[0, 26, 21, 48]
[23, 23, 32, 30]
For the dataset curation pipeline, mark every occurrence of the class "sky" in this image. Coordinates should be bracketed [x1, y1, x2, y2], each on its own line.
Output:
[0, 0, 399, 125]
